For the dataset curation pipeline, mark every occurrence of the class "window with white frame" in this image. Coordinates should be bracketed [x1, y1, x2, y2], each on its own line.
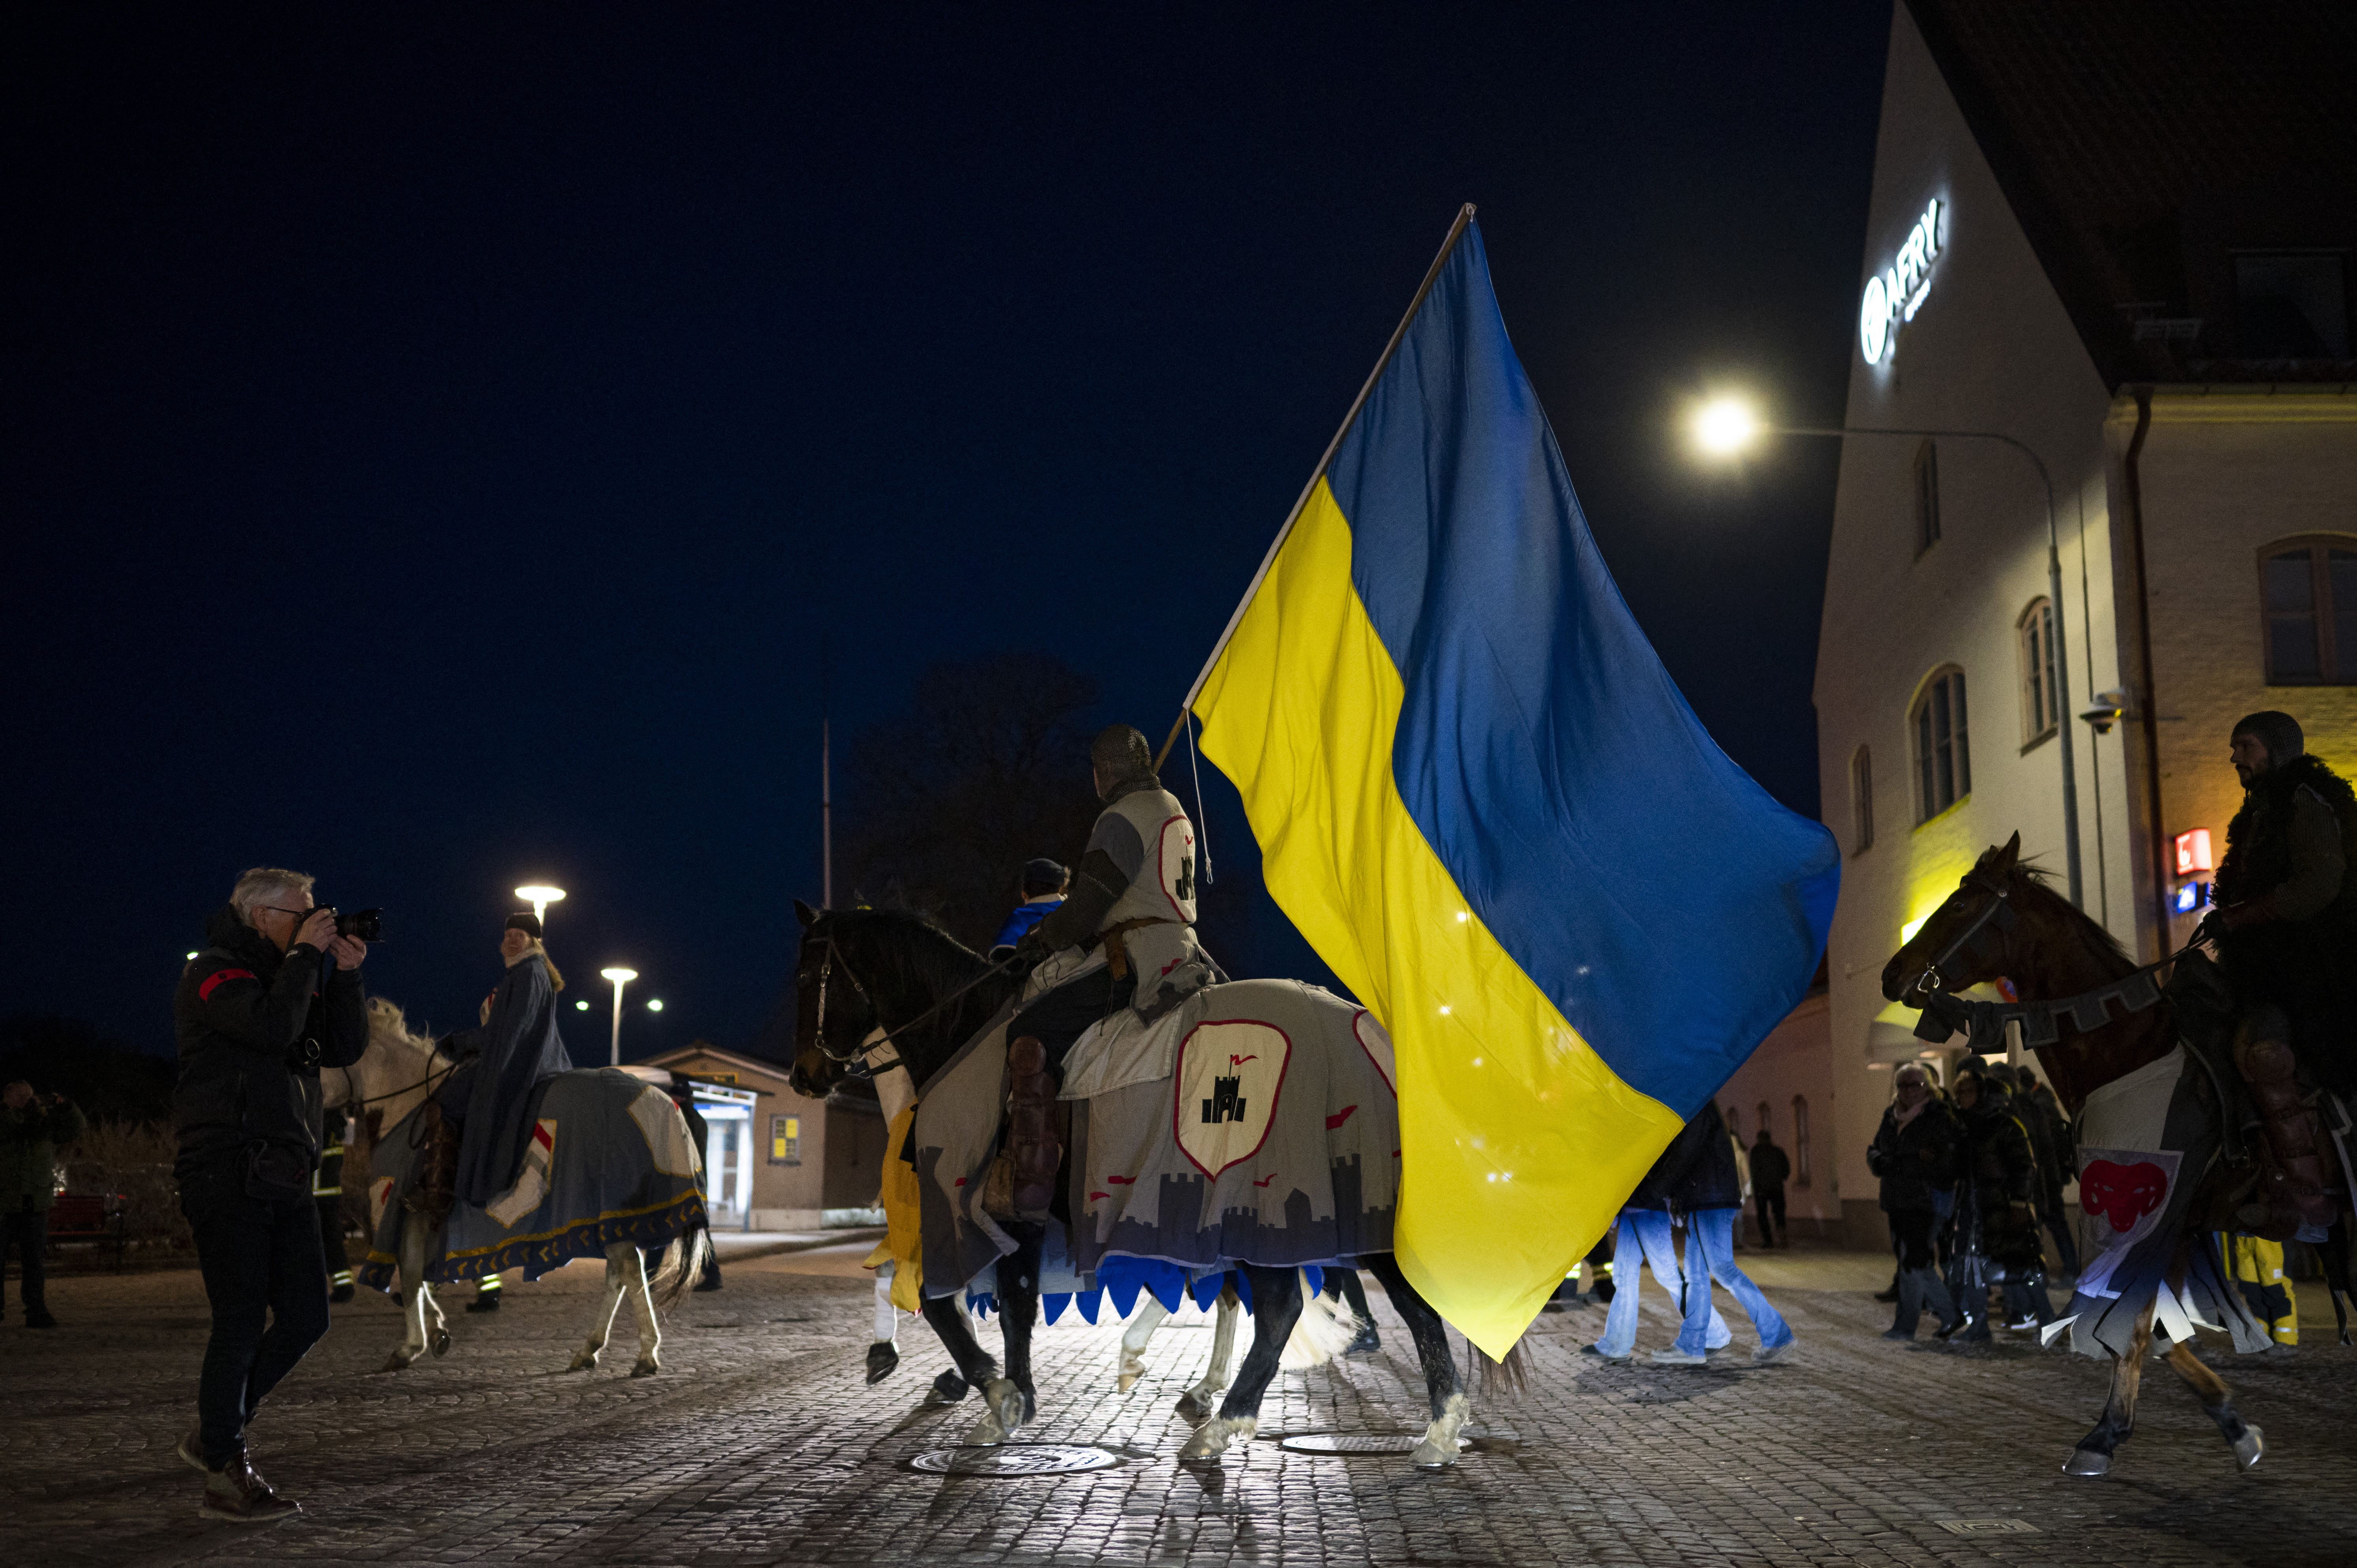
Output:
[2018, 598, 2058, 743]
[1912, 667, 1970, 822]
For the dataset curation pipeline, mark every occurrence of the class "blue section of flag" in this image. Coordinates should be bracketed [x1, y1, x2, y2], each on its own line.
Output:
[1323, 221, 1838, 1111]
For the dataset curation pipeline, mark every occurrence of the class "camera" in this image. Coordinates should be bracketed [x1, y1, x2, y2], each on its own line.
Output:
[324, 906, 384, 943]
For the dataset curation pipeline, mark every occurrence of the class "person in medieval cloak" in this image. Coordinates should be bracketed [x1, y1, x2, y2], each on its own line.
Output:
[413, 913, 574, 1222]
[998, 724, 1219, 1213]
[2211, 710, 2356, 1238]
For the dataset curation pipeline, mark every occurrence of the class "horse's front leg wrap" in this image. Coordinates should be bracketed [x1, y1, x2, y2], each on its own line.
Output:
[1118, 1297, 1170, 1391]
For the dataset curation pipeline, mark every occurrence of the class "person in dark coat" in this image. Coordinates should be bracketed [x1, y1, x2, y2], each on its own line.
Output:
[2013, 1065, 2079, 1276]
[1867, 1063, 1962, 1339]
[421, 914, 574, 1217]
[172, 867, 369, 1521]
[1949, 1062, 2050, 1339]
[2, 1080, 87, 1328]
[1654, 1103, 1795, 1367]
[1749, 1128, 1792, 1248]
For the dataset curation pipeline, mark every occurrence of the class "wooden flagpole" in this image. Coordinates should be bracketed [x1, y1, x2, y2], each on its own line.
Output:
[1154, 202, 1478, 770]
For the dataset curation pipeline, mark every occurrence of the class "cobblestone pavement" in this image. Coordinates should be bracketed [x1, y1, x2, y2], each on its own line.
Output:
[4, 1245, 2352, 1567]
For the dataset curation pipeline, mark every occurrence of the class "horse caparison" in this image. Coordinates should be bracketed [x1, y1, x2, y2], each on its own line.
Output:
[786, 901, 1519, 1468]
[1882, 833, 2351, 1477]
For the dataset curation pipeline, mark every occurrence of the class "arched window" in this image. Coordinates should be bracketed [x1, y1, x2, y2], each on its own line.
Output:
[1756, 1100, 1772, 1141]
[1911, 667, 1971, 822]
[1791, 1096, 1811, 1186]
[1912, 440, 1941, 555]
[1723, 1104, 1741, 1139]
[2259, 536, 2357, 684]
[2017, 598, 2058, 743]
[1850, 745, 1874, 853]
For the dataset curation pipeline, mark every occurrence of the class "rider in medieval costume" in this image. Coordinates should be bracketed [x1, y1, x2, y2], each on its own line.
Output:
[413, 914, 575, 1224]
[2211, 710, 2356, 1238]
[999, 724, 1218, 1213]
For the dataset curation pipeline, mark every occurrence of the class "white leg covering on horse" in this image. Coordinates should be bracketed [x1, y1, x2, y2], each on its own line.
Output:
[873, 1261, 898, 1343]
[572, 1254, 630, 1372]
[1178, 1414, 1257, 1461]
[1118, 1297, 1170, 1391]
[1411, 1391, 1471, 1470]
[613, 1243, 661, 1376]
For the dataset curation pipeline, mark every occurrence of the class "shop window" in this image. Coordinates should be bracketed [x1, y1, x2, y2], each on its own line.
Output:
[2260, 536, 2357, 685]
[769, 1114, 801, 1166]
[1912, 440, 1941, 555]
[2017, 598, 2058, 744]
[1912, 667, 1971, 822]
[2235, 254, 2349, 359]
[1850, 745, 1874, 854]
[1791, 1097, 1811, 1186]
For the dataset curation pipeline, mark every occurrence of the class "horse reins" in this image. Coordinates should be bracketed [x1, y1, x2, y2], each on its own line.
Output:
[808, 929, 1020, 1070]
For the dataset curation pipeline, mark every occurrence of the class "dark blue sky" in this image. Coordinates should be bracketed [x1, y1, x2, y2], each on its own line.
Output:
[6, 4, 1886, 1059]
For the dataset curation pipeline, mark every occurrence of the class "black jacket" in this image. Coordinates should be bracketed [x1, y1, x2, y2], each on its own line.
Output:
[1954, 1087, 2043, 1271]
[1749, 1139, 1792, 1191]
[1867, 1096, 1959, 1213]
[172, 904, 367, 1175]
[1655, 1103, 1745, 1213]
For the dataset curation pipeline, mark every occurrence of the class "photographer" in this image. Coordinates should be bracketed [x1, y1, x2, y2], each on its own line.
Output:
[2, 1079, 87, 1329]
[171, 867, 368, 1523]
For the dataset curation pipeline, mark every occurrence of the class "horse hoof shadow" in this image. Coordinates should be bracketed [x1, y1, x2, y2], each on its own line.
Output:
[377, 1354, 411, 1374]
[2063, 1449, 2111, 1477]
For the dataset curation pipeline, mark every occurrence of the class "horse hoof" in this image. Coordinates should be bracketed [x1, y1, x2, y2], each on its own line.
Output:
[967, 1377, 1024, 1446]
[926, 1371, 969, 1405]
[1179, 1415, 1255, 1461]
[1118, 1369, 1143, 1393]
[431, 1330, 453, 1358]
[2233, 1425, 2265, 1471]
[867, 1342, 901, 1385]
[1410, 1438, 1461, 1470]
[566, 1353, 599, 1373]
[379, 1353, 411, 1373]
[2063, 1449, 2111, 1477]
[631, 1358, 660, 1378]
[1413, 1392, 1470, 1470]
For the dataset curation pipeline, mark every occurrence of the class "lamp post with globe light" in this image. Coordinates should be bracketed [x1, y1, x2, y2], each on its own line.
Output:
[1688, 395, 2084, 910]
[515, 885, 566, 927]
[600, 967, 638, 1067]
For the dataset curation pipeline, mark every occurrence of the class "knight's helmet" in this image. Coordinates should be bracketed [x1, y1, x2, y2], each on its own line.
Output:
[1091, 723, 1157, 801]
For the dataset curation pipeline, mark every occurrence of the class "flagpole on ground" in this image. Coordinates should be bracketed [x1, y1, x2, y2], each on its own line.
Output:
[1154, 202, 1478, 771]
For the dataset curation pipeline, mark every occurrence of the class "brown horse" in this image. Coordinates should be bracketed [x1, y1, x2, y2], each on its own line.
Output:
[1881, 833, 2346, 1478]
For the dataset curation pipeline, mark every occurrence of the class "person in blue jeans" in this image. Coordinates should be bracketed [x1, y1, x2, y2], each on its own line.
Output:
[1653, 1104, 1795, 1366]
[1587, 1118, 1729, 1363]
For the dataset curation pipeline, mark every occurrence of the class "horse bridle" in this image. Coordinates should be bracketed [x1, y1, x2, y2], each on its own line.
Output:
[1908, 867, 2017, 1000]
[805, 933, 877, 1066]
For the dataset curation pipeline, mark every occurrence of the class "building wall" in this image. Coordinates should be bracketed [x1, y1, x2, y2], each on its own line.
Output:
[2110, 389, 2357, 955]
[640, 1047, 843, 1230]
[1712, 991, 1838, 1239]
[1815, 7, 2142, 1246]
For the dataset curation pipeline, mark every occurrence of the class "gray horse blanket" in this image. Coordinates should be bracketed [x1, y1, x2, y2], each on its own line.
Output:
[357, 1067, 706, 1289]
[912, 978, 1398, 1298]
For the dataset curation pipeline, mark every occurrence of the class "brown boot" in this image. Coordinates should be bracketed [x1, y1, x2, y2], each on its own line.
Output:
[2235, 1024, 2337, 1237]
[199, 1453, 299, 1523]
[403, 1100, 461, 1230]
[1005, 1035, 1063, 1217]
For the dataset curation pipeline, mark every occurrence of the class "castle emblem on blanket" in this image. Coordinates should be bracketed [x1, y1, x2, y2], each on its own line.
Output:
[1175, 1020, 1290, 1177]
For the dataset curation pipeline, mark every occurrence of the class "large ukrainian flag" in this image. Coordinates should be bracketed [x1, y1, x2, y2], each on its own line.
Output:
[1191, 217, 1839, 1355]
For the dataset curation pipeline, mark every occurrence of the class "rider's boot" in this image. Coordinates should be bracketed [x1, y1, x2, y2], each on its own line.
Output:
[1005, 1035, 1063, 1218]
[2235, 1025, 2337, 1239]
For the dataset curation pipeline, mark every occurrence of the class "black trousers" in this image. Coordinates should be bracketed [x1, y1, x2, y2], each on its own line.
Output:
[1007, 965, 1136, 1074]
[316, 1197, 351, 1282]
[179, 1160, 332, 1467]
[1753, 1187, 1787, 1243]
[2, 1208, 47, 1315]
[1887, 1207, 1940, 1271]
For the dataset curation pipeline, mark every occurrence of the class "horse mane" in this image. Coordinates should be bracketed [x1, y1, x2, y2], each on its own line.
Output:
[1981, 846, 2135, 978]
[367, 996, 440, 1058]
[826, 904, 1012, 1067]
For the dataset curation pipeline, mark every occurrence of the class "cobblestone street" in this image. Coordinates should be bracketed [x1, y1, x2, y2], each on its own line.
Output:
[4, 1244, 2351, 1567]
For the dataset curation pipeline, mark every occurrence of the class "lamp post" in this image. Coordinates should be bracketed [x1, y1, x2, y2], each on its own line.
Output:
[515, 885, 566, 927]
[1691, 398, 2084, 909]
[600, 967, 638, 1067]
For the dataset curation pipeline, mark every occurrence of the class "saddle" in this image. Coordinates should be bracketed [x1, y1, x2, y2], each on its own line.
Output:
[2171, 952, 2340, 1239]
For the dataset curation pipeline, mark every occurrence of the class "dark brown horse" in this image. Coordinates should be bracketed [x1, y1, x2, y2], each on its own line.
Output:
[1882, 833, 2347, 1478]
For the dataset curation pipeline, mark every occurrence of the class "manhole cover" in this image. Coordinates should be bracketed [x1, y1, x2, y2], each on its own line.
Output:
[1934, 1519, 2039, 1536]
[1277, 1433, 1473, 1455]
[909, 1444, 1123, 1476]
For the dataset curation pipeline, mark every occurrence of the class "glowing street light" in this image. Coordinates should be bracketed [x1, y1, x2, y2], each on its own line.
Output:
[1687, 395, 2083, 909]
[515, 884, 567, 927]
[645, 998, 664, 1013]
[600, 966, 639, 1067]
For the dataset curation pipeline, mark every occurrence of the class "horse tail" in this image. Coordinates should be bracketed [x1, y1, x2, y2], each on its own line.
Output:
[1476, 1338, 1530, 1398]
[647, 1228, 707, 1313]
[1279, 1267, 1359, 1368]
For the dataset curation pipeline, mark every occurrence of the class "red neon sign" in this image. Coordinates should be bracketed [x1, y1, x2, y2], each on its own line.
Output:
[2174, 829, 2214, 876]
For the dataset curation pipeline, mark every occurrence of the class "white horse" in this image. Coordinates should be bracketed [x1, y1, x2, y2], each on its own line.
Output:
[325, 998, 705, 1378]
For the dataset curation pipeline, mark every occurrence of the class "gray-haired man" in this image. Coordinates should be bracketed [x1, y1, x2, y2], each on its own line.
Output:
[171, 867, 368, 1522]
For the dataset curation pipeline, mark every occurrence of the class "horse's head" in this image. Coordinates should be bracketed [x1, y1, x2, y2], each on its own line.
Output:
[1881, 833, 2030, 1004]
[787, 899, 878, 1101]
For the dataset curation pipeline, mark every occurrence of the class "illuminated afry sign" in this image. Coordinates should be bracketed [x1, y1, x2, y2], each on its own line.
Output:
[1859, 197, 1943, 365]
[2173, 828, 2214, 875]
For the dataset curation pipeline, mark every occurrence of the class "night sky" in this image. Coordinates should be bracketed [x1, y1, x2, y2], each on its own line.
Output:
[6, 5, 1887, 1063]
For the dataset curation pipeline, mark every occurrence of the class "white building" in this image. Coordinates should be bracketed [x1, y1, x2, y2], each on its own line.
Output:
[1810, 1, 2356, 1245]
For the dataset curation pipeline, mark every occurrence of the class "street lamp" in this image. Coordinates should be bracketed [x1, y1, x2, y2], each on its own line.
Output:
[600, 966, 638, 1066]
[1690, 395, 2084, 909]
[515, 884, 566, 926]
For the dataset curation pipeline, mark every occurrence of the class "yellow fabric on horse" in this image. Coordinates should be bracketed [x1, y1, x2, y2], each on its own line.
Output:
[863, 1104, 924, 1312]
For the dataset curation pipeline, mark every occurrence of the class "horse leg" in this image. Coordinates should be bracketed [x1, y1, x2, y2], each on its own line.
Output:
[611, 1242, 662, 1377]
[969, 1228, 1044, 1446]
[2065, 1300, 2155, 1476]
[1363, 1252, 1470, 1469]
[1180, 1265, 1300, 1461]
[919, 1293, 994, 1404]
[1177, 1286, 1240, 1416]
[570, 1248, 631, 1372]
[384, 1211, 445, 1371]
[1117, 1296, 1170, 1392]
[2163, 1338, 2264, 1470]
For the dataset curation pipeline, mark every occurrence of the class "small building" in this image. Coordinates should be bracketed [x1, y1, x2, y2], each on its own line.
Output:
[629, 1042, 892, 1232]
